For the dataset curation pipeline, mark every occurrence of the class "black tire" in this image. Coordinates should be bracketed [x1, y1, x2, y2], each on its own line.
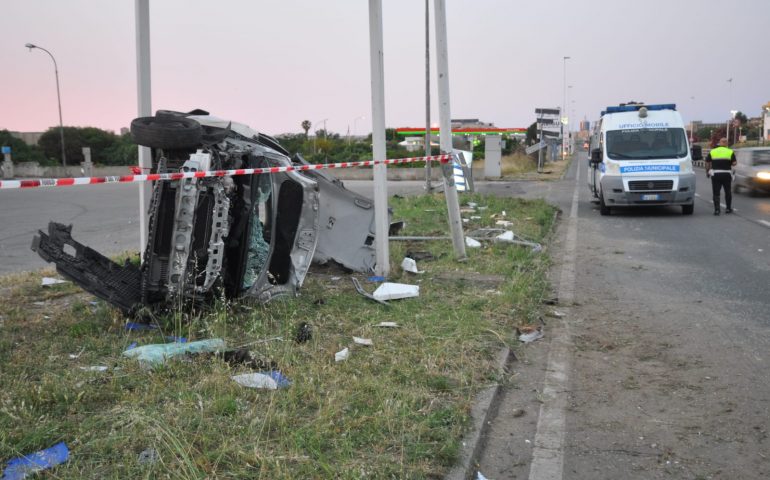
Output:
[682, 203, 694, 215]
[599, 191, 610, 216]
[130, 116, 202, 149]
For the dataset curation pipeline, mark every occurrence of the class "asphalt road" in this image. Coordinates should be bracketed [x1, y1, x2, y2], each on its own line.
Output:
[477, 154, 770, 479]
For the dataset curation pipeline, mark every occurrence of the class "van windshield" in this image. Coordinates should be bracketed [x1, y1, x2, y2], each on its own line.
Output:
[606, 128, 687, 160]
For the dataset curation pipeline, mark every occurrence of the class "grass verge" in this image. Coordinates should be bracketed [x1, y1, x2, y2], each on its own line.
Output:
[0, 192, 557, 479]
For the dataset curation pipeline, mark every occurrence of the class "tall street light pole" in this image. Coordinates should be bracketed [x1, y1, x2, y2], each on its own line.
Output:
[424, 0, 433, 192]
[562, 56, 570, 158]
[313, 118, 328, 154]
[25, 43, 66, 166]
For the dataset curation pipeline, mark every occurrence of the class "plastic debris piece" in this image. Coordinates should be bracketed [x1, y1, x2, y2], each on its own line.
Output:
[165, 336, 188, 343]
[122, 338, 226, 366]
[467, 202, 478, 208]
[470, 216, 481, 220]
[367, 275, 385, 282]
[465, 237, 481, 248]
[40, 277, 67, 286]
[477, 472, 489, 480]
[79, 366, 108, 372]
[126, 342, 138, 351]
[353, 336, 373, 346]
[462, 218, 470, 223]
[1, 442, 69, 480]
[125, 322, 158, 331]
[549, 310, 566, 318]
[352, 278, 390, 306]
[372, 282, 419, 301]
[374, 322, 399, 328]
[232, 371, 291, 389]
[330, 276, 341, 281]
[519, 327, 544, 343]
[400, 257, 424, 274]
[335, 347, 350, 362]
[495, 220, 513, 228]
[33, 301, 46, 306]
[137, 448, 159, 465]
[68, 347, 85, 359]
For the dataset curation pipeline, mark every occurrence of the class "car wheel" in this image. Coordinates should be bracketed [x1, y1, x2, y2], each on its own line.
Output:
[682, 203, 694, 215]
[130, 116, 202, 150]
[599, 190, 610, 216]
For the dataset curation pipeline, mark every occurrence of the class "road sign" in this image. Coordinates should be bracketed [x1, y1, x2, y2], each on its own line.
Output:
[541, 130, 560, 138]
[1, 146, 10, 155]
[525, 141, 544, 154]
[535, 108, 560, 115]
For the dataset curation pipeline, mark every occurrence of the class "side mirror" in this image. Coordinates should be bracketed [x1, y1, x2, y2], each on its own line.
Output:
[690, 145, 703, 161]
[590, 148, 603, 165]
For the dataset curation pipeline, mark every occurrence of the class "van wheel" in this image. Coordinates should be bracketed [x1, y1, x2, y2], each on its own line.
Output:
[682, 203, 694, 215]
[599, 191, 610, 216]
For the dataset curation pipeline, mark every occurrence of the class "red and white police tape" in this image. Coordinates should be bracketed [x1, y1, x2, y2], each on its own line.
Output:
[0, 154, 452, 190]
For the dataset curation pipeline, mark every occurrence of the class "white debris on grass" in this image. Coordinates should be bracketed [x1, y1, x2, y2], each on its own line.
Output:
[495, 220, 513, 228]
[400, 257, 424, 274]
[79, 366, 108, 372]
[374, 322, 399, 328]
[465, 236, 481, 248]
[232, 373, 279, 390]
[353, 337, 373, 346]
[519, 328, 544, 343]
[335, 347, 350, 362]
[41, 277, 68, 286]
[372, 283, 419, 301]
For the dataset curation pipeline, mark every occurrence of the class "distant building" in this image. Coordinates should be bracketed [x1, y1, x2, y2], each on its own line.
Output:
[763, 102, 770, 141]
[451, 118, 495, 129]
[9, 131, 44, 146]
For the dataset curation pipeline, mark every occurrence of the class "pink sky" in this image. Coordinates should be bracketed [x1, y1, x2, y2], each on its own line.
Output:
[2, 0, 769, 137]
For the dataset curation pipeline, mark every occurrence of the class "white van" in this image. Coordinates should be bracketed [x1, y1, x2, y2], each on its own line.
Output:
[587, 103, 700, 215]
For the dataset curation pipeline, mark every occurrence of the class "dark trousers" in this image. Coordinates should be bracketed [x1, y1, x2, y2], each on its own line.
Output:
[711, 173, 732, 210]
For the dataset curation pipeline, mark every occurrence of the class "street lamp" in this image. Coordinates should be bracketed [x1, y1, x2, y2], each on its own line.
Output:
[349, 115, 365, 145]
[25, 43, 66, 166]
[562, 56, 571, 157]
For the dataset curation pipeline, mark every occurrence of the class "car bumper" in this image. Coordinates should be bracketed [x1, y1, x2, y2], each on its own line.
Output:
[601, 173, 696, 206]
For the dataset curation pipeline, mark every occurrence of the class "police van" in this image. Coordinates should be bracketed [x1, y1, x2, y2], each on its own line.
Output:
[587, 103, 701, 215]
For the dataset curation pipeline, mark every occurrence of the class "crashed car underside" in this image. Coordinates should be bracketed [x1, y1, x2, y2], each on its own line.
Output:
[32, 110, 399, 315]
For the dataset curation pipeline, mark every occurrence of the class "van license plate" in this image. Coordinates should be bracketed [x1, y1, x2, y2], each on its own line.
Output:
[641, 194, 660, 201]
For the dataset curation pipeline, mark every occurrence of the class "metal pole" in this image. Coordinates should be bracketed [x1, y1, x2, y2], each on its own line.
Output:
[135, 0, 152, 259]
[424, 0, 432, 192]
[25, 45, 67, 166]
[434, 0, 466, 259]
[368, 0, 390, 277]
[562, 56, 570, 158]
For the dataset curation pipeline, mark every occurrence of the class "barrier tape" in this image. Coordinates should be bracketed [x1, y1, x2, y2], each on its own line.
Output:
[0, 154, 452, 190]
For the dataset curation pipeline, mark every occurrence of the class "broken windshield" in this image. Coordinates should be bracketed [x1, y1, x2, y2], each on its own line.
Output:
[606, 128, 687, 160]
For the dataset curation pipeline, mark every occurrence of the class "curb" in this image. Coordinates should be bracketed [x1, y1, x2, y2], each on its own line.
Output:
[445, 346, 514, 480]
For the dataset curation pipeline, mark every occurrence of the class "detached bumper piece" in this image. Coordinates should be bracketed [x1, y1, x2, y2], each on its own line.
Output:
[32, 222, 142, 314]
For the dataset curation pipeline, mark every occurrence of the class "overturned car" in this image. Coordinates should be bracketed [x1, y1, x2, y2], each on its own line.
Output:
[32, 110, 396, 315]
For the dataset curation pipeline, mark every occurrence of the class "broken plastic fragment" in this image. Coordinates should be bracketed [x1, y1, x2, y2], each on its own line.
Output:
[372, 282, 419, 301]
[122, 338, 226, 366]
[1, 441, 69, 480]
[353, 336, 373, 346]
[467, 202, 478, 208]
[335, 347, 350, 362]
[40, 277, 67, 286]
[465, 237, 481, 248]
[477, 472, 489, 480]
[400, 257, 424, 274]
[495, 220, 513, 228]
[519, 328, 544, 343]
[232, 371, 291, 389]
[374, 322, 399, 328]
[137, 448, 159, 465]
[549, 310, 565, 318]
[79, 366, 108, 372]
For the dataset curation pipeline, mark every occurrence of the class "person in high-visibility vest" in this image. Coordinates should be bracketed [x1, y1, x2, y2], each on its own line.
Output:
[704, 137, 737, 215]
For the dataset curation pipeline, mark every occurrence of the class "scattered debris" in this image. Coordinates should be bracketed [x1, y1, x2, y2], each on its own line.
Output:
[68, 347, 85, 359]
[542, 297, 558, 305]
[122, 338, 226, 366]
[372, 282, 419, 301]
[294, 322, 313, 344]
[165, 336, 187, 343]
[495, 220, 513, 228]
[367, 276, 386, 283]
[466, 202, 478, 208]
[79, 366, 108, 372]
[40, 277, 67, 287]
[400, 257, 424, 274]
[512, 408, 526, 418]
[477, 472, 489, 480]
[335, 347, 350, 362]
[137, 448, 159, 465]
[1, 442, 69, 480]
[470, 216, 481, 220]
[351, 278, 390, 307]
[405, 251, 435, 262]
[215, 349, 277, 370]
[232, 371, 291, 389]
[548, 310, 566, 318]
[518, 326, 544, 343]
[374, 322, 399, 328]
[465, 237, 481, 248]
[353, 337, 373, 346]
[32, 301, 46, 306]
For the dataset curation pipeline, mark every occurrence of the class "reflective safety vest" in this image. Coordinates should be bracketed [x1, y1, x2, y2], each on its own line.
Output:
[708, 146, 735, 172]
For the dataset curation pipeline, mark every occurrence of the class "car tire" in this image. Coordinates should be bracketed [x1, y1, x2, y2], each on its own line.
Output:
[130, 116, 202, 150]
[682, 203, 694, 215]
[599, 191, 610, 216]
[732, 181, 740, 193]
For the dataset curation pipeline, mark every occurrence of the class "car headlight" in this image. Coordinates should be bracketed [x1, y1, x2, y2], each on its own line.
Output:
[757, 171, 770, 180]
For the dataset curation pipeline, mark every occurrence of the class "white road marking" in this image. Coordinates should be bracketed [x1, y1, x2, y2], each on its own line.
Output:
[760, 220, 770, 228]
[528, 164, 578, 480]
